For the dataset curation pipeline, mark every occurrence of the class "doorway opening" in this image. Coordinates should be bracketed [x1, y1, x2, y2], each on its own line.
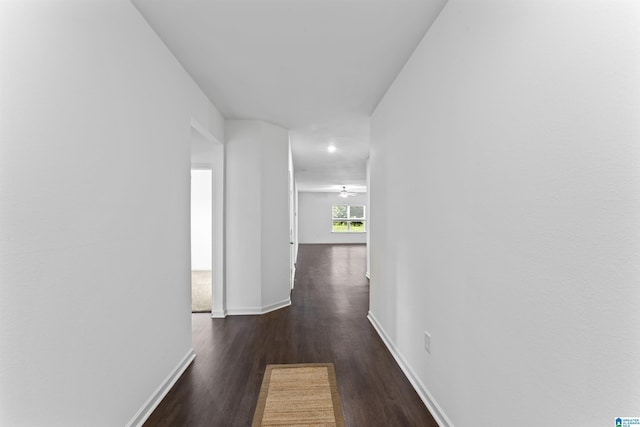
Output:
[190, 118, 225, 317]
[191, 168, 212, 313]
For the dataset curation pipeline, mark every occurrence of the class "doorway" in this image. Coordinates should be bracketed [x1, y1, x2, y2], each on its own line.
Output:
[190, 118, 225, 317]
[191, 168, 212, 312]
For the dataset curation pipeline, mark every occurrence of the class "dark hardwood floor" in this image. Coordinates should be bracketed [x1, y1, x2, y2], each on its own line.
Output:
[144, 244, 438, 427]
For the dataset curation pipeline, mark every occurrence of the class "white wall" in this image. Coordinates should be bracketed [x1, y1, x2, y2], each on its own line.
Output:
[260, 123, 291, 308]
[191, 169, 212, 270]
[225, 120, 290, 313]
[288, 142, 299, 287]
[298, 192, 367, 244]
[369, 1, 640, 426]
[0, 1, 224, 425]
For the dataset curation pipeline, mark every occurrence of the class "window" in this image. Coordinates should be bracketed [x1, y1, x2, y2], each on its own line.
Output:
[332, 205, 366, 233]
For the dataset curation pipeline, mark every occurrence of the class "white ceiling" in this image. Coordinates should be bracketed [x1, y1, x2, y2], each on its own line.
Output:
[132, 0, 446, 191]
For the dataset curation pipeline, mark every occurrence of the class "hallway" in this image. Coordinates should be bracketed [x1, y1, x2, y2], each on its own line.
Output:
[145, 244, 437, 426]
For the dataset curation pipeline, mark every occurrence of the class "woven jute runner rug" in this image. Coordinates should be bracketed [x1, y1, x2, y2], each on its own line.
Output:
[252, 363, 346, 427]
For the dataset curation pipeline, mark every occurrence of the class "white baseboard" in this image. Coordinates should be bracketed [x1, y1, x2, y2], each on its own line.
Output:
[262, 298, 291, 314]
[211, 309, 227, 318]
[126, 348, 196, 427]
[367, 312, 453, 427]
[226, 298, 291, 316]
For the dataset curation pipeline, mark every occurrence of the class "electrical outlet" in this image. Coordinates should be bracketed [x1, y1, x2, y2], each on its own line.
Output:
[424, 331, 431, 354]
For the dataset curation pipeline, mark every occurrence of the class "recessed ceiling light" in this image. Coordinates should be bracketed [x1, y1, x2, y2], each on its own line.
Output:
[327, 145, 336, 153]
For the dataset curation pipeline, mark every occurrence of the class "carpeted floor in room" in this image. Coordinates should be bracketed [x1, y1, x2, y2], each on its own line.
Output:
[191, 270, 212, 312]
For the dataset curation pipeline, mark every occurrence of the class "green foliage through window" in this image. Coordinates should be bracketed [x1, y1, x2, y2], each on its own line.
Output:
[332, 205, 347, 219]
[332, 205, 366, 233]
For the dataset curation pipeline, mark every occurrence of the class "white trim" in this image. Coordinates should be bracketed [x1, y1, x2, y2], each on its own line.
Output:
[191, 162, 214, 169]
[226, 307, 261, 316]
[367, 312, 453, 427]
[365, 272, 370, 280]
[226, 298, 291, 316]
[262, 298, 291, 314]
[126, 348, 196, 427]
[190, 117, 216, 143]
[211, 309, 227, 318]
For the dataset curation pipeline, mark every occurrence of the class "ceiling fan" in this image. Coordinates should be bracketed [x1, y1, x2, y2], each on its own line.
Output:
[338, 186, 357, 198]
